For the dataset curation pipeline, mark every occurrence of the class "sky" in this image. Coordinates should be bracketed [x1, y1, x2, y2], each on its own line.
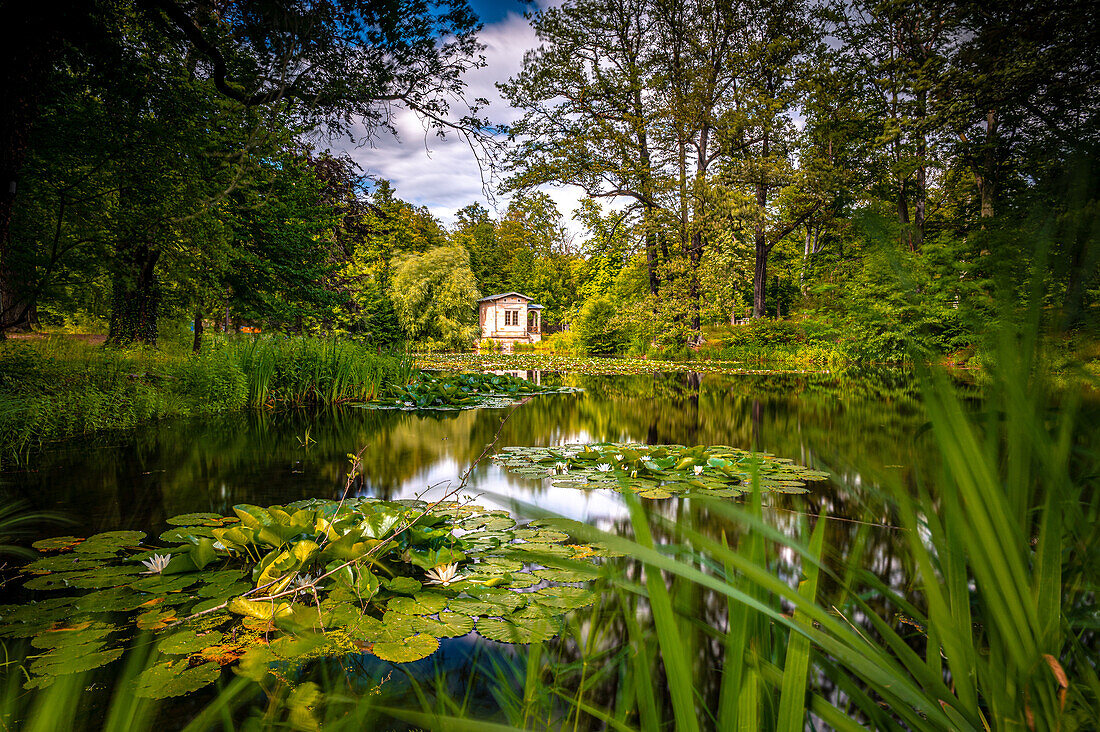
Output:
[329, 0, 590, 239]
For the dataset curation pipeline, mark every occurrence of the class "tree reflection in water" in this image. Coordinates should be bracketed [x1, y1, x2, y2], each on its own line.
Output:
[5, 367, 1029, 725]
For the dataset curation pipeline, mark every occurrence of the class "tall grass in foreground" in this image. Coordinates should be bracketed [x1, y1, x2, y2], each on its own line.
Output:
[396, 326, 1098, 727]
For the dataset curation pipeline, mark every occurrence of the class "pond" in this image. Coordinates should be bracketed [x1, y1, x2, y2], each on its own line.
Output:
[4, 369, 931, 537]
[5, 366, 1085, 729]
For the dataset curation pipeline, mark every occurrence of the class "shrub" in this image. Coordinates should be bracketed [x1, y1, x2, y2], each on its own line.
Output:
[532, 331, 580, 354]
[574, 297, 626, 356]
[723, 318, 804, 348]
[476, 338, 501, 351]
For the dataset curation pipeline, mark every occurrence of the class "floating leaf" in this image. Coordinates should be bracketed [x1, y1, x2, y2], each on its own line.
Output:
[476, 617, 558, 644]
[532, 567, 600, 583]
[445, 598, 497, 617]
[384, 577, 422, 595]
[159, 526, 217, 543]
[227, 598, 292, 621]
[74, 587, 148, 613]
[535, 586, 598, 610]
[368, 632, 439, 663]
[75, 531, 146, 554]
[23, 573, 79, 591]
[29, 646, 123, 681]
[31, 536, 84, 552]
[136, 609, 177, 630]
[134, 659, 222, 699]
[386, 593, 448, 616]
[158, 630, 224, 655]
[166, 513, 225, 526]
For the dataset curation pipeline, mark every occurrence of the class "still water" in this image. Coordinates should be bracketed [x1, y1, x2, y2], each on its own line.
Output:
[1, 368, 982, 727]
[3, 369, 931, 541]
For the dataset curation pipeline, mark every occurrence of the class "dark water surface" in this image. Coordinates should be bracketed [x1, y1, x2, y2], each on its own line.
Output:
[1, 368, 1006, 726]
[2, 369, 932, 541]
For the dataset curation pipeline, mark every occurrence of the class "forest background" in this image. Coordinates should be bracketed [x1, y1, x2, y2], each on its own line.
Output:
[0, 0, 1096, 366]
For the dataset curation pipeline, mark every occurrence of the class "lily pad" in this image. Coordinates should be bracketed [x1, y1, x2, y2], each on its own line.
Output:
[134, 659, 222, 699]
[31, 536, 84, 552]
[75, 531, 146, 554]
[534, 586, 598, 610]
[166, 513, 225, 526]
[368, 632, 439, 663]
[476, 617, 558, 645]
[158, 630, 224, 655]
[386, 593, 448, 616]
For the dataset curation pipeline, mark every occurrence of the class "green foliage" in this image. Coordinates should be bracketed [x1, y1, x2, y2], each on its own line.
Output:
[0, 337, 405, 455]
[493, 443, 826, 499]
[3, 498, 610, 697]
[574, 296, 627, 355]
[389, 245, 480, 351]
[363, 371, 577, 410]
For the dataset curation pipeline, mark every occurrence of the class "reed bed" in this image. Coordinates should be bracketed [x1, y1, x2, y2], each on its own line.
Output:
[0, 336, 411, 457]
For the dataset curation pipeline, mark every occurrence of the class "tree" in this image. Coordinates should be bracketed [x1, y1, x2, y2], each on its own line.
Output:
[0, 0, 491, 341]
[718, 0, 820, 318]
[389, 245, 480, 349]
[500, 0, 667, 297]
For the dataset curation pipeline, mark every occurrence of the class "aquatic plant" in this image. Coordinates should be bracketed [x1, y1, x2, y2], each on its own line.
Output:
[3, 498, 611, 698]
[0, 336, 408, 457]
[415, 351, 833, 376]
[361, 371, 579, 411]
[493, 443, 828, 498]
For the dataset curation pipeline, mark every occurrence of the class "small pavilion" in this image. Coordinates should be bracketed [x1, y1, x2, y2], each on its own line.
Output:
[477, 292, 543, 344]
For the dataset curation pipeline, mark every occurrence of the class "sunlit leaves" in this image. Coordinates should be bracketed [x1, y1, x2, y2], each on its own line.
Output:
[134, 659, 222, 699]
[360, 371, 580, 411]
[493, 443, 827, 498]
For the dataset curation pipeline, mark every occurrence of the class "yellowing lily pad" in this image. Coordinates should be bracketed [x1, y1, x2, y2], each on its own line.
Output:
[31, 536, 84, 552]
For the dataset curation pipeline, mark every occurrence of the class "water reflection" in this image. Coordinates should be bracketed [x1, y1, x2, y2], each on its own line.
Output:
[2, 369, 937, 539]
[9, 368, 1091, 728]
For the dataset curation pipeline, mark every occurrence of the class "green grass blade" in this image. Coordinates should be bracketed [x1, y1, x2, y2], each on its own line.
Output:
[776, 513, 826, 731]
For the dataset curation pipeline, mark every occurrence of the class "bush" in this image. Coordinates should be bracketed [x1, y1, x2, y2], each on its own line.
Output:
[476, 338, 501, 351]
[723, 318, 804, 348]
[532, 331, 580, 354]
[573, 297, 627, 356]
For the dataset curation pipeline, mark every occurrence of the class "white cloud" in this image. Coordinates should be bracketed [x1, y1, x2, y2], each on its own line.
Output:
[329, 10, 589, 238]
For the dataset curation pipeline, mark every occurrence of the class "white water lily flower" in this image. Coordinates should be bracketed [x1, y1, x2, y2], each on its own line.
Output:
[424, 562, 466, 587]
[614, 454, 624, 461]
[291, 573, 315, 590]
[140, 553, 170, 575]
[693, 465, 705, 475]
[596, 463, 613, 472]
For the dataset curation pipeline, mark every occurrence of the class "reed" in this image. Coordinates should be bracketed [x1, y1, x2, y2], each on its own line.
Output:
[0, 335, 409, 457]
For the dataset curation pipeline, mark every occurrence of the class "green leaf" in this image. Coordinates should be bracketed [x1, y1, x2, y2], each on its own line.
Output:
[134, 659, 222, 699]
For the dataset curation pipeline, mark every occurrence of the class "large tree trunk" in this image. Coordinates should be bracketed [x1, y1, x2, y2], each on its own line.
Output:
[689, 228, 703, 332]
[753, 222, 768, 319]
[192, 309, 204, 352]
[912, 88, 928, 251]
[642, 207, 660, 298]
[107, 243, 161, 346]
[752, 157, 770, 318]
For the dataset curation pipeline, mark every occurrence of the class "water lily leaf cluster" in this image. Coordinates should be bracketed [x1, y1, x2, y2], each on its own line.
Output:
[493, 443, 828, 498]
[359, 371, 579, 411]
[415, 353, 831, 377]
[2, 499, 608, 697]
